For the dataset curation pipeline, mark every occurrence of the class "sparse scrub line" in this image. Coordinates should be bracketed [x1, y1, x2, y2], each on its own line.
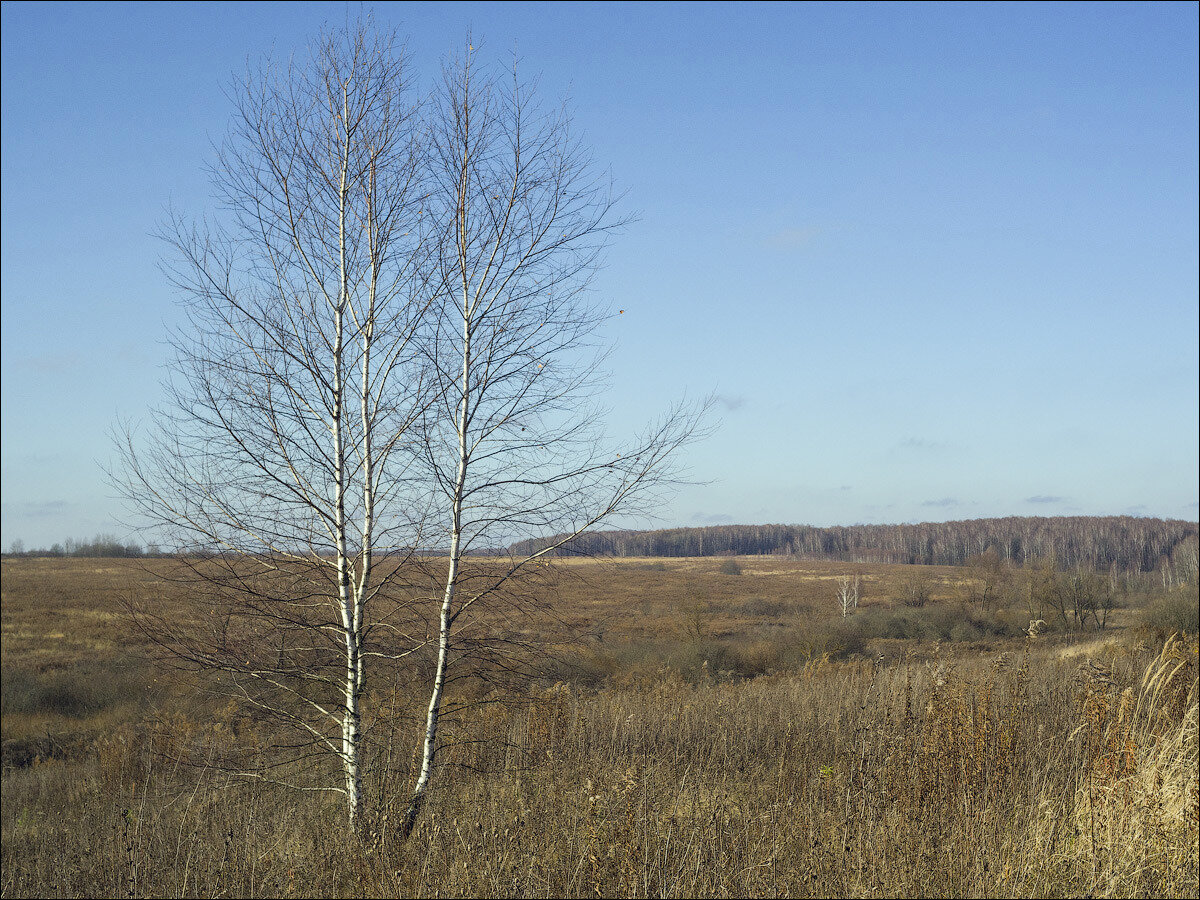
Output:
[579, 599, 1037, 685]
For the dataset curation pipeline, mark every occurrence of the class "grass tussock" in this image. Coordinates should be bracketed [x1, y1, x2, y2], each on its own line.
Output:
[1048, 636, 1199, 895]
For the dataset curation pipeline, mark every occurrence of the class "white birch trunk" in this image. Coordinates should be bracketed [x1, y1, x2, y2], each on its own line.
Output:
[332, 88, 362, 824]
[120, 23, 433, 838]
[403, 173, 474, 836]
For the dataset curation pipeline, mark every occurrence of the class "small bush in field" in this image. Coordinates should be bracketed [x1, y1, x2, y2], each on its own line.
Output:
[795, 618, 867, 661]
[1139, 588, 1200, 639]
[741, 596, 787, 617]
[0, 666, 145, 719]
[949, 621, 984, 643]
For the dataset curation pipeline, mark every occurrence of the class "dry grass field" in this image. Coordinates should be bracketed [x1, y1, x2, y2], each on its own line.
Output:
[2, 556, 1197, 897]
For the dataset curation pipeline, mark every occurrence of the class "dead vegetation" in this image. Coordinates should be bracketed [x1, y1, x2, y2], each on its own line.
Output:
[2, 557, 1197, 897]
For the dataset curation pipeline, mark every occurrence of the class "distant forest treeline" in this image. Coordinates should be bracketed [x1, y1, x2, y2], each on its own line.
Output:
[7, 518, 1198, 576]
[4, 534, 158, 559]
[508, 516, 1200, 574]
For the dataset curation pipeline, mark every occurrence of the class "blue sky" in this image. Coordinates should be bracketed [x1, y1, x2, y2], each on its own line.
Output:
[2, 1, 1197, 548]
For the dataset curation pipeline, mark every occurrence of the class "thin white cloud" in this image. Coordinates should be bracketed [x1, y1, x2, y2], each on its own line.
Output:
[763, 226, 821, 250]
[691, 512, 735, 525]
[894, 437, 955, 456]
[1, 499, 74, 518]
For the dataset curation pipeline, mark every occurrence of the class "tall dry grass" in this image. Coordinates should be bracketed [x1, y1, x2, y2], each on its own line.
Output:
[3, 636, 1196, 898]
[3, 557, 1195, 896]
[1040, 636, 1198, 896]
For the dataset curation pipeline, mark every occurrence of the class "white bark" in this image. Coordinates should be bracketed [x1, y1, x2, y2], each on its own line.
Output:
[837, 574, 859, 618]
[117, 22, 425, 829]
[122, 27, 703, 840]
[395, 48, 706, 840]
[332, 81, 364, 822]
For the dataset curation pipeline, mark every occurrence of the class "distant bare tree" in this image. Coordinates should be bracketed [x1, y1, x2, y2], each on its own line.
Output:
[397, 47, 706, 838]
[1174, 536, 1200, 585]
[836, 573, 860, 618]
[899, 570, 932, 608]
[117, 22, 428, 826]
[1028, 560, 1113, 632]
[967, 549, 1011, 613]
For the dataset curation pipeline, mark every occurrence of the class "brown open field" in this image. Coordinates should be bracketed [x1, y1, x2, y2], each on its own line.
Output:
[2, 556, 1196, 897]
[0, 554, 1029, 756]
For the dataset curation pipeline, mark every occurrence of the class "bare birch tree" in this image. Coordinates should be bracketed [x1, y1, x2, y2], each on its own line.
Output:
[837, 573, 860, 618]
[119, 24, 702, 836]
[397, 48, 705, 837]
[117, 23, 428, 826]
